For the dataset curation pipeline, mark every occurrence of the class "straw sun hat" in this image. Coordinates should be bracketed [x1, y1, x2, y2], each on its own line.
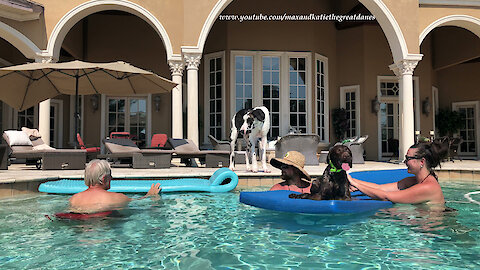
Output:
[270, 151, 311, 181]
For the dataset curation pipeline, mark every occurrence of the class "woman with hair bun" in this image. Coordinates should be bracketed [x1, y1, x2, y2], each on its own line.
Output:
[347, 141, 448, 204]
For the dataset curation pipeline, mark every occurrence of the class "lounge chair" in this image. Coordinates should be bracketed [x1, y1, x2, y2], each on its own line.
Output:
[102, 138, 173, 169]
[275, 134, 321, 165]
[208, 135, 230, 151]
[77, 133, 100, 161]
[3, 129, 86, 170]
[168, 138, 230, 168]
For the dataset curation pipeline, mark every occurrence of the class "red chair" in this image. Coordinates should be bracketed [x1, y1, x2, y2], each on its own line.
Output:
[151, 134, 168, 148]
[77, 133, 100, 160]
[110, 131, 131, 139]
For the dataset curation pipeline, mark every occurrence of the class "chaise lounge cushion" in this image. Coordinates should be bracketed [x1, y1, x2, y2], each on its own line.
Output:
[4, 130, 32, 146]
[21, 127, 42, 140]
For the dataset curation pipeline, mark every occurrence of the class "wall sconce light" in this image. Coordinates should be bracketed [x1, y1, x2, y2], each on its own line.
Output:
[422, 97, 431, 116]
[90, 94, 99, 112]
[154, 95, 161, 112]
[371, 95, 380, 113]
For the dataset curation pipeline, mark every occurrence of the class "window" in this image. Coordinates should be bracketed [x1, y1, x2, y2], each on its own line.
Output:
[231, 51, 317, 139]
[340, 85, 360, 138]
[234, 55, 253, 111]
[262, 56, 280, 138]
[289, 57, 307, 134]
[315, 55, 328, 142]
[204, 52, 225, 142]
[17, 107, 36, 129]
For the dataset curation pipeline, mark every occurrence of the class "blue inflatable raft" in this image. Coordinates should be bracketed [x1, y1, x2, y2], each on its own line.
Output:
[39, 167, 238, 194]
[240, 169, 412, 214]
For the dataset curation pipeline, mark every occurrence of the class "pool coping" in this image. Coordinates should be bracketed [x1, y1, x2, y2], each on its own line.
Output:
[1, 161, 480, 199]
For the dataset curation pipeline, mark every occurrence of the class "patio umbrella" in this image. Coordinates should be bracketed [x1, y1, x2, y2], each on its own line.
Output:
[0, 60, 177, 144]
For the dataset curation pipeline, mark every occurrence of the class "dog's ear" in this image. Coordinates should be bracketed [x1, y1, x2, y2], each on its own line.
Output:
[251, 108, 265, 122]
[347, 147, 353, 168]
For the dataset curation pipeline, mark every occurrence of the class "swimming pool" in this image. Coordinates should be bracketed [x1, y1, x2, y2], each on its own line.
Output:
[0, 182, 479, 269]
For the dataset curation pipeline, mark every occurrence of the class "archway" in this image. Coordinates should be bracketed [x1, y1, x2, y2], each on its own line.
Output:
[47, 0, 173, 61]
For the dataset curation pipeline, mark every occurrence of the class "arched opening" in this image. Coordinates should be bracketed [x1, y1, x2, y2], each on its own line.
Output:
[56, 9, 171, 148]
[418, 24, 480, 159]
[198, 0, 408, 162]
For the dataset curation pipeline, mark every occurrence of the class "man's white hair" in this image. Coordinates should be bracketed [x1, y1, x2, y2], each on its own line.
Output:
[84, 159, 111, 186]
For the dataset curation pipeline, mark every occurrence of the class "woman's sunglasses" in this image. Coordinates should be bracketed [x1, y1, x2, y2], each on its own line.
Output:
[404, 155, 421, 162]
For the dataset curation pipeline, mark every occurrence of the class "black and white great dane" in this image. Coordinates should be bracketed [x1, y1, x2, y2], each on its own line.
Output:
[229, 106, 271, 173]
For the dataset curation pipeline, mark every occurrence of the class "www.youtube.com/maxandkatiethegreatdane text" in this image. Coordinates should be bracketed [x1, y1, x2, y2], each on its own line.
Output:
[218, 13, 376, 23]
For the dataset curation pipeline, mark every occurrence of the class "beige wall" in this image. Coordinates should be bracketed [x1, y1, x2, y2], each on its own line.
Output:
[383, 0, 420, 54]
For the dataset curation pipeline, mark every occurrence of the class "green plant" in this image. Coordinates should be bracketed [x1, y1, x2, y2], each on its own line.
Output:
[332, 108, 349, 141]
[435, 108, 464, 137]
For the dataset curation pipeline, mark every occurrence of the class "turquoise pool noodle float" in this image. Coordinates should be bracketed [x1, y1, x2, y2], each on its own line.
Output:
[39, 167, 238, 194]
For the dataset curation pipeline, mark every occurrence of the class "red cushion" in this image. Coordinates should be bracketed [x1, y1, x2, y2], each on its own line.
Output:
[151, 134, 168, 147]
[85, 147, 100, 153]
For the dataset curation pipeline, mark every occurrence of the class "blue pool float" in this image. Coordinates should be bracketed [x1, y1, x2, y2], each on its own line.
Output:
[39, 167, 238, 194]
[240, 169, 412, 214]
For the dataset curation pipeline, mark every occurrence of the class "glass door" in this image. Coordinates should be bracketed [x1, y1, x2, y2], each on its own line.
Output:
[108, 97, 147, 147]
[380, 101, 399, 158]
[457, 105, 477, 156]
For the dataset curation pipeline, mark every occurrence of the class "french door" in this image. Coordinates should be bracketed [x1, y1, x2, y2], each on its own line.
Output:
[453, 102, 479, 157]
[380, 101, 399, 158]
[107, 97, 147, 147]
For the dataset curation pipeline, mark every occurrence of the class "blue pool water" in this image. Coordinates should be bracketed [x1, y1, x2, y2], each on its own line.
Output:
[1, 182, 480, 269]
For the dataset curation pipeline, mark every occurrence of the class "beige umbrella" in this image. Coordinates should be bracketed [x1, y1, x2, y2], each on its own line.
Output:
[0, 60, 177, 143]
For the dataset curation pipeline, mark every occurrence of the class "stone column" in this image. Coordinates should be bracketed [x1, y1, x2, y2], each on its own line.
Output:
[389, 55, 422, 160]
[184, 53, 202, 146]
[38, 99, 50, 145]
[168, 59, 184, 139]
[36, 56, 53, 145]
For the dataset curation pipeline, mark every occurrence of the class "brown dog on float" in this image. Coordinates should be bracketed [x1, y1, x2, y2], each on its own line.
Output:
[289, 145, 353, 201]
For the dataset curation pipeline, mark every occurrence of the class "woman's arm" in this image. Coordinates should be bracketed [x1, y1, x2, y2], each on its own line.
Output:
[347, 175, 400, 192]
[348, 176, 436, 204]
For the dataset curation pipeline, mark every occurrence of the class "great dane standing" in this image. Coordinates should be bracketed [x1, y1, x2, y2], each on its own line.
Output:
[229, 106, 271, 173]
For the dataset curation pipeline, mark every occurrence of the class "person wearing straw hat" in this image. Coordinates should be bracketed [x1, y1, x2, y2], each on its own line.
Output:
[270, 151, 311, 193]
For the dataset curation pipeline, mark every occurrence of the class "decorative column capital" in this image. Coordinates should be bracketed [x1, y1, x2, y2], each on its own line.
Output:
[389, 54, 423, 77]
[184, 53, 202, 70]
[35, 50, 56, 63]
[168, 59, 184, 76]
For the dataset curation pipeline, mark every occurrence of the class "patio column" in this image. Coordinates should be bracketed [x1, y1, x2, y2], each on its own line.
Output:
[38, 99, 50, 145]
[36, 56, 53, 146]
[184, 53, 202, 146]
[168, 59, 184, 139]
[389, 54, 422, 161]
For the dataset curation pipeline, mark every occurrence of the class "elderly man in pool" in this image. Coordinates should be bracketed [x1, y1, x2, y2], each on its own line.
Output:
[69, 159, 161, 213]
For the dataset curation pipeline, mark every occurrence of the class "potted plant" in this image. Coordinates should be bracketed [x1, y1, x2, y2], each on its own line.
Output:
[332, 108, 350, 141]
[435, 108, 464, 137]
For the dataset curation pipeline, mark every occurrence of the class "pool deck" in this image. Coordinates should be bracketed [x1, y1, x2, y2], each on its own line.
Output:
[1, 160, 479, 199]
